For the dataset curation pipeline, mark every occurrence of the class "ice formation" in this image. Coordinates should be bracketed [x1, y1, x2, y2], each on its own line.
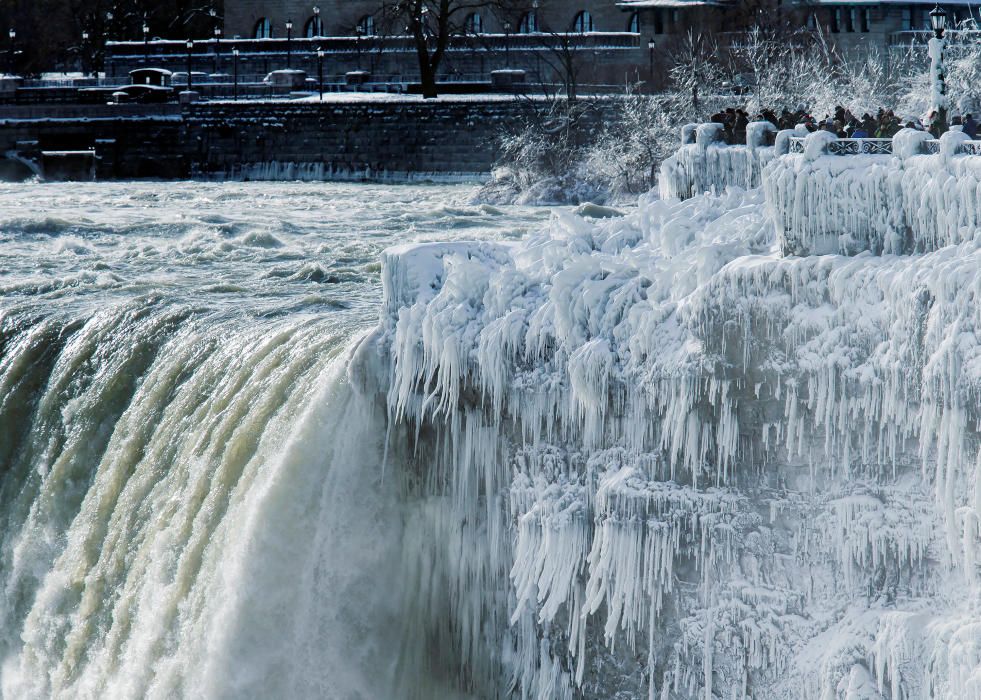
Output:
[659, 122, 776, 201]
[368, 140, 981, 698]
[766, 129, 981, 256]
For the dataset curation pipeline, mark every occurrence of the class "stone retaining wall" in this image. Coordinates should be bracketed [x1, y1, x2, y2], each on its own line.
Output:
[0, 98, 582, 181]
[181, 99, 539, 179]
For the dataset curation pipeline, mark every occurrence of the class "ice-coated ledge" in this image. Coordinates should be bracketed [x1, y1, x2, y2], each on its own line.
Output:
[662, 123, 981, 256]
[659, 121, 777, 200]
[766, 128, 981, 255]
[373, 183, 981, 699]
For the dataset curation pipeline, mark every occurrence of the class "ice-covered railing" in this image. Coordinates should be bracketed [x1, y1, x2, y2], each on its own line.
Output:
[786, 134, 981, 156]
[658, 121, 777, 200]
[766, 127, 981, 255]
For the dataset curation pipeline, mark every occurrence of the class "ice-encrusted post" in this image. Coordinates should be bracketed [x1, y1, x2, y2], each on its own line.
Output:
[928, 5, 948, 135]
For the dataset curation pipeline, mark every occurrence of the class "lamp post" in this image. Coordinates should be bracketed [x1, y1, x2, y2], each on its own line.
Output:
[214, 25, 222, 74]
[648, 38, 655, 93]
[106, 12, 114, 77]
[81, 30, 90, 76]
[929, 4, 948, 135]
[7, 29, 14, 76]
[286, 18, 293, 68]
[356, 25, 363, 71]
[504, 21, 511, 68]
[186, 39, 194, 94]
[317, 46, 324, 99]
[232, 46, 239, 99]
[142, 20, 149, 64]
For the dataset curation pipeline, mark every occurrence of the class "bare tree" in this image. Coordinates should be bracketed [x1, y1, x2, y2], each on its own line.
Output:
[380, 0, 519, 98]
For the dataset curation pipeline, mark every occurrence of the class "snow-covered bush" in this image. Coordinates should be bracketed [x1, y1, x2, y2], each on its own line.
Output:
[482, 27, 981, 206]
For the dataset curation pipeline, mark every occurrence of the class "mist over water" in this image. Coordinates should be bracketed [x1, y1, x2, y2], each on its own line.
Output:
[0, 181, 548, 699]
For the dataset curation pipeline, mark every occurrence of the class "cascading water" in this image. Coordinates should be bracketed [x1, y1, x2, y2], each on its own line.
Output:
[0, 181, 546, 700]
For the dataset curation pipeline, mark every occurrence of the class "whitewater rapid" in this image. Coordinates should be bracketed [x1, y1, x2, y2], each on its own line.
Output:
[0, 181, 547, 700]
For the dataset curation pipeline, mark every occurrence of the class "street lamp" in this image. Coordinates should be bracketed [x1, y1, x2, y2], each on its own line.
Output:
[232, 46, 239, 99]
[286, 18, 294, 68]
[317, 46, 324, 99]
[214, 25, 222, 74]
[186, 39, 194, 94]
[929, 4, 948, 135]
[143, 21, 149, 64]
[81, 30, 90, 76]
[356, 25, 363, 71]
[648, 38, 655, 92]
[7, 29, 14, 76]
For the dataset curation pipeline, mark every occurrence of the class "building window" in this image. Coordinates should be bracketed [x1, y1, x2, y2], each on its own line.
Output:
[830, 8, 840, 32]
[627, 12, 639, 33]
[653, 9, 664, 34]
[357, 15, 375, 36]
[518, 11, 539, 33]
[254, 17, 272, 38]
[861, 7, 871, 32]
[572, 10, 593, 33]
[903, 6, 926, 30]
[806, 12, 817, 30]
[846, 7, 856, 31]
[463, 13, 483, 33]
[305, 16, 324, 37]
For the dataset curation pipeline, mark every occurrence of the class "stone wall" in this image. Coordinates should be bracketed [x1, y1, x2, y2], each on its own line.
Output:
[182, 98, 552, 179]
[0, 98, 598, 181]
[0, 107, 184, 180]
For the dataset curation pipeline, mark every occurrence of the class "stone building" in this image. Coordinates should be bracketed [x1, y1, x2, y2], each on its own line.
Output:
[105, 0, 973, 93]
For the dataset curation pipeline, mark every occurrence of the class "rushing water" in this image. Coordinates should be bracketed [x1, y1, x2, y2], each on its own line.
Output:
[0, 181, 550, 700]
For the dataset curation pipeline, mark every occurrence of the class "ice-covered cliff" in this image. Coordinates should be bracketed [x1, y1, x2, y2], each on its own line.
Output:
[369, 179, 981, 698]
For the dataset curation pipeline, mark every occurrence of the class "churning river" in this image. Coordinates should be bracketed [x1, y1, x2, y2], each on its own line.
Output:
[0, 181, 549, 700]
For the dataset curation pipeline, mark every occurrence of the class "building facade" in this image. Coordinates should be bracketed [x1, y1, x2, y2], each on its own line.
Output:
[105, 1, 976, 93]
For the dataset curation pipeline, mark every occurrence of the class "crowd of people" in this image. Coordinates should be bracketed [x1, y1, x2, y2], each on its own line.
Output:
[709, 105, 979, 144]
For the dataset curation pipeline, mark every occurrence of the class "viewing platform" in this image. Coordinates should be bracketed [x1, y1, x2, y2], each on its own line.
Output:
[661, 122, 981, 257]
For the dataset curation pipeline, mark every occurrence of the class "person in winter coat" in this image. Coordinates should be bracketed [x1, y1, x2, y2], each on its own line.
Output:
[964, 113, 978, 139]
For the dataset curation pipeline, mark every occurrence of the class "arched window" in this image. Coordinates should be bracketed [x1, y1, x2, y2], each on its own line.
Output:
[627, 12, 639, 33]
[518, 11, 539, 33]
[572, 10, 593, 32]
[357, 15, 375, 36]
[254, 17, 272, 38]
[305, 15, 324, 37]
[463, 12, 483, 34]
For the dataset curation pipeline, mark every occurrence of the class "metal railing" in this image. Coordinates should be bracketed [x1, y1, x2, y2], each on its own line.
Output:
[787, 136, 981, 156]
[788, 137, 893, 155]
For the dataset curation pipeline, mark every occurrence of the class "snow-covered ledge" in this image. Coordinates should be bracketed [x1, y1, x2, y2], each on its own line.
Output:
[765, 128, 981, 256]
[659, 121, 777, 200]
